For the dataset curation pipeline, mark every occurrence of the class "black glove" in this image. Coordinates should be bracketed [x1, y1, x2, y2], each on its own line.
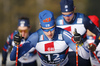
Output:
[73, 28, 83, 45]
[14, 33, 22, 45]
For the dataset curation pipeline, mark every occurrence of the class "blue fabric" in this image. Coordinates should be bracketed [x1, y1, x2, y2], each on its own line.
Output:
[56, 13, 100, 45]
[10, 27, 90, 65]
[60, 0, 74, 12]
[18, 19, 30, 27]
[39, 10, 55, 28]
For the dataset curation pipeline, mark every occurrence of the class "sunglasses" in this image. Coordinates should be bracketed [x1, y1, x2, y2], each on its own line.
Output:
[62, 12, 73, 17]
[42, 27, 55, 32]
[18, 29, 28, 33]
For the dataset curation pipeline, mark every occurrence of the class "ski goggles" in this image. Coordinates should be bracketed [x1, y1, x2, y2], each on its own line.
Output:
[62, 12, 73, 17]
[18, 29, 28, 33]
[42, 27, 55, 32]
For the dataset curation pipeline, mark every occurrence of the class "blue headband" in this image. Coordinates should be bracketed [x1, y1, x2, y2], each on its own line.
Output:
[18, 19, 30, 27]
[60, 0, 74, 12]
[39, 10, 55, 28]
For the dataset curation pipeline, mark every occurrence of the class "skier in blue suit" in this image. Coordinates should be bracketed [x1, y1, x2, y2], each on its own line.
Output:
[10, 10, 95, 66]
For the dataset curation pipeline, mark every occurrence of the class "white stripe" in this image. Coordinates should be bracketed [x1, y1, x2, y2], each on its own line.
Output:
[63, 31, 72, 39]
[65, 31, 72, 37]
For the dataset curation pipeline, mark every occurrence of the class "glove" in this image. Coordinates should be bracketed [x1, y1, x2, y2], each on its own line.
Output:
[87, 43, 96, 52]
[14, 33, 22, 46]
[73, 28, 83, 45]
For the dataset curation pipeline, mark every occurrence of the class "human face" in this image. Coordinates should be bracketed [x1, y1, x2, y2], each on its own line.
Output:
[62, 11, 74, 22]
[42, 25, 55, 39]
[18, 26, 30, 39]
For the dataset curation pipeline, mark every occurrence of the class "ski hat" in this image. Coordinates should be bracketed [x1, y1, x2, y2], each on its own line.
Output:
[18, 18, 30, 27]
[88, 15, 99, 28]
[39, 10, 55, 28]
[60, 0, 74, 12]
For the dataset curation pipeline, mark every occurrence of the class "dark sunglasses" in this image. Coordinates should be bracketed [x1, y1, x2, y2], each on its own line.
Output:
[62, 12, 73, 17]
[42, 27, 55, 32]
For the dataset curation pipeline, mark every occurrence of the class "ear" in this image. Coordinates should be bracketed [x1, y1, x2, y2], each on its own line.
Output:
[74, 6, 76, 11]
[28, 26, 31, 31]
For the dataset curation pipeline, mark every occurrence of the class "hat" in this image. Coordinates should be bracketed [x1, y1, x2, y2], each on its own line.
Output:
[39, 10, 55, 28]
[88, 15, 99, 28]
[60, 0, 74, 12]
[18, 18, 30, 27]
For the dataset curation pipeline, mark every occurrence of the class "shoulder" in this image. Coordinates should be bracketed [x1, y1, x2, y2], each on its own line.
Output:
[55, 15, 63, 25]
[76, 13, 85, 18]
[75, 13, 90, 24]
[8, 30, 18, 40]
[55, 27, 64, 32]
[55, 27, 71, 35]
[28, 29, 43, 39]
[36, 28, 44, 35]
[76, 13, 89, 19]
[56, 15, 63, 20]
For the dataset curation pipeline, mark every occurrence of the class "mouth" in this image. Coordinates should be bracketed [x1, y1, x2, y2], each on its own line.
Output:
[48, 35, 52, 37]
[66, 19, 70, 22]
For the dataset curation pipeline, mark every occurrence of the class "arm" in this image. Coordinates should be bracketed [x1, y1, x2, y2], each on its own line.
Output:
[83, 15, 100, 45]
[2, 33, 13, 65]
[63, 30, 90, 59]
[10, 32, 38, 61]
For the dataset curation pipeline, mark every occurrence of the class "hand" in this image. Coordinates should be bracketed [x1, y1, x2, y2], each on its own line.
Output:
[14, 33, 22, 45]
[87, 43, 96, 52]
[73, 28, 82, 44]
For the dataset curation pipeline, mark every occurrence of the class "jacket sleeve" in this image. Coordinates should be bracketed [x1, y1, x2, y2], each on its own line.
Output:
[83, 15, 100, 45]
[63, 30, 90, 59]
[10, 32, 38, 61]
[2, 33, 14, 64]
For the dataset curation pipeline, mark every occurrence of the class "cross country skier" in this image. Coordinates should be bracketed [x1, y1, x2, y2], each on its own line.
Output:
[10, 10, 95, 66]
[2, 17, 37, 66]
[55, 0, 100, 66]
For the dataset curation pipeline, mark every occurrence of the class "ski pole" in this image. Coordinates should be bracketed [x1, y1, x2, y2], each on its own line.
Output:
[76, 44, 78, 66]
[74, 28, 81, 66]
[15, 31, 22, 66]
[93, 52, 100, 63]
[16, 44, 19, 66]
[88, 43, 100, 63]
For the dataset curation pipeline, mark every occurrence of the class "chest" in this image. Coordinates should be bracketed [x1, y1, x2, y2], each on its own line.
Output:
[57, 24, 86, 36]
[35, 41, 68, 54]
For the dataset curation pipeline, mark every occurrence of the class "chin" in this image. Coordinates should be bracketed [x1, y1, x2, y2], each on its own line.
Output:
[67, 20, 70, 22]
[48, 36, 53, 39]
[66, 19, 71, 22]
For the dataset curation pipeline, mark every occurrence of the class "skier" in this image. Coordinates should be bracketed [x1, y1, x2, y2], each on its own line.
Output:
[55, 0, 100, 66]
[10, 10, 95, 66]
[87, 15, 100, 66]
[2, 17, 37, 66]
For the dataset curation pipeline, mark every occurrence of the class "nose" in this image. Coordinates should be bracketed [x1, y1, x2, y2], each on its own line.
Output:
[48, 31, 52, 34]
[21, 31, 25, 37]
